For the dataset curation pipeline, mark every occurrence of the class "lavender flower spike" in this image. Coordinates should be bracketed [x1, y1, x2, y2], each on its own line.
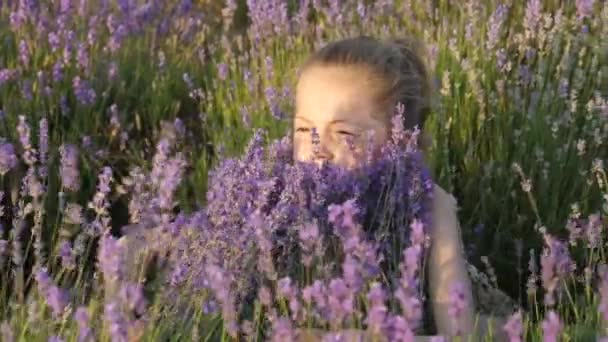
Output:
[0, 142, 18, 176]
[541, 311, 561, 342]
[448, 282, 468, 337]
[503, 310, 523, 342]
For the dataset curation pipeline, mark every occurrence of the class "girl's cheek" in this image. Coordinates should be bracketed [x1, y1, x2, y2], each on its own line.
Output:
[292, 139, 302, 159]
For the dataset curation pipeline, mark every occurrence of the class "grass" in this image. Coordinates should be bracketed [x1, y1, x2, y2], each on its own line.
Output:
[0, 0, 605, 340]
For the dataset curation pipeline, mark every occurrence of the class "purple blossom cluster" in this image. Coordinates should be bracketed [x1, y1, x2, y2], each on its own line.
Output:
[1, 0, 206, 107]
[0, 0, 602, 340]
[59, 144, 80, 192]
[34, 268, 69, 318]
[0, 141, 18, 176]
[155, 118, 434, 337]
[540, 233, 576, 307]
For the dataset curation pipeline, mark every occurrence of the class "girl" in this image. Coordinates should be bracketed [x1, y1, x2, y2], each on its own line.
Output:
[292, 36, 516, 340]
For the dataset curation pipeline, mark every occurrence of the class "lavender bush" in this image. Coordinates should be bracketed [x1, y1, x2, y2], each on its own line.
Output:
[0, 0, 604, 341]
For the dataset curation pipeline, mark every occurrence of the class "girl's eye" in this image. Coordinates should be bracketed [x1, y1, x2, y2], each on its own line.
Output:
[296, 127, 310, 133]
[337, 130, 355, 136]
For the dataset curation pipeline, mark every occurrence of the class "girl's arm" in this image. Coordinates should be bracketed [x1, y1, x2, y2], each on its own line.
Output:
[428, 185, 476, 338]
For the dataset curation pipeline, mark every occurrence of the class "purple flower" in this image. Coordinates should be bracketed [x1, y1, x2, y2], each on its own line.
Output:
[328, 199, 359, 235]
[246, 0, 288, 39]
[59, 144, 80, 191]
[326, 278, 354, 328]
[72, 76, 96, 105]
[541, 311, 561, 342]
[21, 79, 33, 100]
[97, 234, 124, 285]
[540, 234, 575, 306]
[519, 65, 532, 86]
[217, 63, 229, 80]
[104, 302, 127, 342]
[63, 45, 73, 65]
[118, 0, 132, 14]
[52, 61, 64, 82]
[487, 4, 509, 51]
[298, 222, 320, 266]
[64, 203, 84, 225]
[74, 306, 92, 342]
[576, 0, 595, 19]
[385, 315, 415, 342]
[119, 282, 147, 315]
[503, 310, 523, 342]
[89, 166, 113, 222]
[35, 268, 69, 317]
[205, 264, 238, 337]
[243, 69, 255, 93]
[448, 282, 467, 336]
[271, 317, 296, 342]
[49, 336, 64, 342]
[409, 219, 426, 246]
[46, 286, 69, 317]
[585, 213, 602, 248]
[39, 118, 48, 178]
[35, 268, 52, 294]
[9, 10, 26, 31]
[17, 116, 37, 166]
[265, 86, 283, 120]
[87, 26, 98, 47]
[357, 1, 366, 19]
[523, 0, 541, 36]
[366, 283, 388, 335]
[107, 25, 127, 53]
[19, 40, 30, 66]
[277, 277, 302, 321]
[169, 261, 188, 287]
[59, 240, 75, 270]
[166, 118, 433, 331]
[48, 32, 61, 51]
[150, 138, 187, 218]
[258, 286, 273, 306]
[76, 42, 89, 70]
[0, 69, 17, 87]
[60, 0, 72, 13]
[0, 142, 18, 175]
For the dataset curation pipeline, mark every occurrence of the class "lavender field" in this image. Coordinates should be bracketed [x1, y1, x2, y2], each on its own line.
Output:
[0, 0, 606, 341]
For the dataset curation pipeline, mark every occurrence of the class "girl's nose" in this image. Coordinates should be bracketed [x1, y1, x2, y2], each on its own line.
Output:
[313, 142, 334, 165]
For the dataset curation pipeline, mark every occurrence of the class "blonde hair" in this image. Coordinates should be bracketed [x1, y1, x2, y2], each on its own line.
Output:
[299, 36, 432, 132]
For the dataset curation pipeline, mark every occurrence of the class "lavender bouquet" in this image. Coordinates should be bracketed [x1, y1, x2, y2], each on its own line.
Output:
[136, 114, 436, 339]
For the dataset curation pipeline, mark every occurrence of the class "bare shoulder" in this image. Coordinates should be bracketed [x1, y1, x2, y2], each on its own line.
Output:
[432, 184, 458, 211]
[430, 184, 460, 238]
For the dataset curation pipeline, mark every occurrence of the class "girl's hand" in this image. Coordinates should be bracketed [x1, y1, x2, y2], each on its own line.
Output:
[428, 185, 476, 337]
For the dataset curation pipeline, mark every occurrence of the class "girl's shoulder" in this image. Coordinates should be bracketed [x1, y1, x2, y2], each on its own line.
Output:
[432, 184, 458, 215]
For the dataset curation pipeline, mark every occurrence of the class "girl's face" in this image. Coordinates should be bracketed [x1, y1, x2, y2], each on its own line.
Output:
[293, 65, 388, 169]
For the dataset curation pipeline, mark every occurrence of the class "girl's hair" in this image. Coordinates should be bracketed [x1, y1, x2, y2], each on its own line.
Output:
[299, 36, 432, 131]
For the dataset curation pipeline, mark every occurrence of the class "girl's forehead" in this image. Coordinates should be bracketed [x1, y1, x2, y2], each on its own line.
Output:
[296, 65, 383, 111]
[297, 64, 376, 92]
